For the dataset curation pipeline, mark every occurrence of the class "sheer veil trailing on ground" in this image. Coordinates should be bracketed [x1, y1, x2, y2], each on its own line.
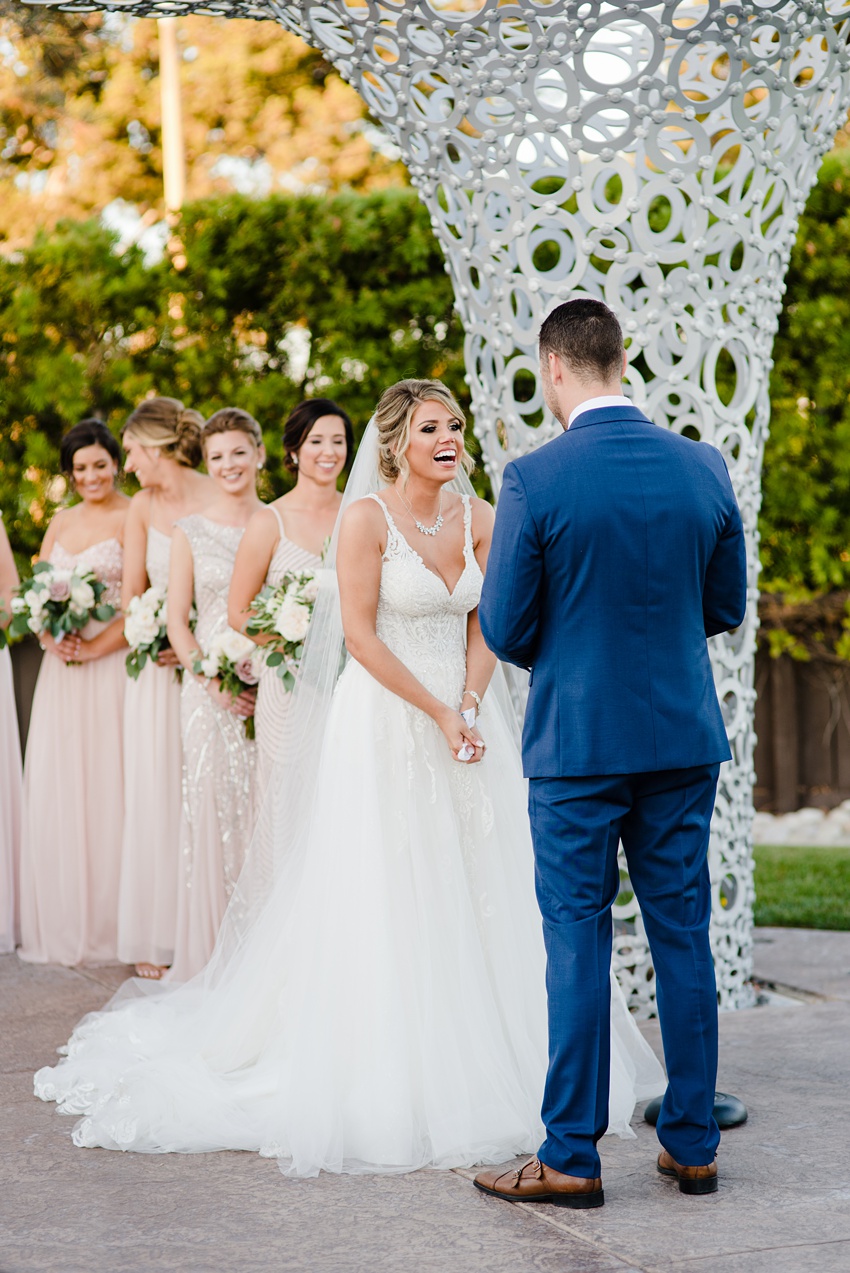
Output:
[35, 420, 665, 1175]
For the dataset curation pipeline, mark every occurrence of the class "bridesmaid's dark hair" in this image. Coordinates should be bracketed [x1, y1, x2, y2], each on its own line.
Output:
[59, 419, 122, 474]
[283, 399, 354, 474]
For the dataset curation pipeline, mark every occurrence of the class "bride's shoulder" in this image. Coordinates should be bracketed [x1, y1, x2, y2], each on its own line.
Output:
[468, 494, 495, 527]
[339, 495, 387, 538]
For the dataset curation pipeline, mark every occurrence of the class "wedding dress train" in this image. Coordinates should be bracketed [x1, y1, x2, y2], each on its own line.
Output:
[35, 492, 664, 1176]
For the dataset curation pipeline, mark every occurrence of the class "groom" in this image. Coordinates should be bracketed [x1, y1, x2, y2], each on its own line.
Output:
[476, 299, 747, 1208]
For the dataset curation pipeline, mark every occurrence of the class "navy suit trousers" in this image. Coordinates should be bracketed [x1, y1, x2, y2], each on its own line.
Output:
[528, 764, 722, 1178]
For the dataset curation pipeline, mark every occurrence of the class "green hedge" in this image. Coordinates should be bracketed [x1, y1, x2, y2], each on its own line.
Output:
[3, 160, 850, 586]
[0, 189, 464, 565]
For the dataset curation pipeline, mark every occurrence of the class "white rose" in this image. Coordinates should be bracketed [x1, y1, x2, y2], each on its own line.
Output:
[136, 616, 160, 647]
[70, 581, 95, 611]
[24, 589, 43, 616]
[10, 597, 25, 614]
[299, 574, 320, 605]
[124, 614, 142, 647]
[143, 586, 164, 613]
[274, 595, 310, 643]
[200, 654, 219, 679]
[220, 628, 254, 664]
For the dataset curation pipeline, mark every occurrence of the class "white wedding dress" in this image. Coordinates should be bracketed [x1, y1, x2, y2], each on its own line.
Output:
[35, 488, 664, 1177]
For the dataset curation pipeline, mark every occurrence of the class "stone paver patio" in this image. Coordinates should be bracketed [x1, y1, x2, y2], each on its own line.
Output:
[2, 928, 848, 1273]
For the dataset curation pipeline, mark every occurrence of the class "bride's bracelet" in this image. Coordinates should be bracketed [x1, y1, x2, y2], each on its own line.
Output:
[461, 688, 482, 713]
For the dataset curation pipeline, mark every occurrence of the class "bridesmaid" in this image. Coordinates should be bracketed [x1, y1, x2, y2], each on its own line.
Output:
[166, 408, 264, 981]
[229, 399, 352, 787]
[0, 516, 22, 954]
[19, 421, 129, 966]
[117, 398, 212, 980]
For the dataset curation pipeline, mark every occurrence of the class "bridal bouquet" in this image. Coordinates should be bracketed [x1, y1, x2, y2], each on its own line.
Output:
[8, 562, 115, 645]
[246, 569, 320, 692]
[193, 628, 261, 738]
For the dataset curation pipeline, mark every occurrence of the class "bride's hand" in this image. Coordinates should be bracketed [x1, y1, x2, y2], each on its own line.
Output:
[436, 707, 485, 765]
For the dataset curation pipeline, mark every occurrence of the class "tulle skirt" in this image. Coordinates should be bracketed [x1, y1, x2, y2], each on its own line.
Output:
[117, 661, 183, 967]
[35, 659, 664, 1175]
[0, 648, 22, 953]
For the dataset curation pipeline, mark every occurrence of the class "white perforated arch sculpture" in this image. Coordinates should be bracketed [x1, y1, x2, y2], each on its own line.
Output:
[28, 0, 850, 1013]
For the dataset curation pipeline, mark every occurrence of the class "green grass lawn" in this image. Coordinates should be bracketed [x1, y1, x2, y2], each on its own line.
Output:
[753, 844, 850, 930]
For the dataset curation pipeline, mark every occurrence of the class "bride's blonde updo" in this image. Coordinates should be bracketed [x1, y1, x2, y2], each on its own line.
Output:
[374, 379, 473, 487]
[123, 396, 205, 469]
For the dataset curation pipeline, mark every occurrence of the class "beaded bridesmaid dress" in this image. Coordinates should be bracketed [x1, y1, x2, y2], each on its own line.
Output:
[19, 538, 125, 966]
[254, 505, 321, 790]
[168, 516, 257, 982]
[116, 527, 183, 968]
[0, 646, 22, 953]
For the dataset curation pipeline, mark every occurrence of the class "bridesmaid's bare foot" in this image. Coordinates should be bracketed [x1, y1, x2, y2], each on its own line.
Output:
[135, 963, 167, 980]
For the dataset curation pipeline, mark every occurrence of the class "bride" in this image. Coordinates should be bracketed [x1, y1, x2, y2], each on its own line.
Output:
[35, 379, 664, 1178]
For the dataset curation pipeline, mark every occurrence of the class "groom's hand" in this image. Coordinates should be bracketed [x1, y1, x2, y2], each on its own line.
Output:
[436, 706, 486, 764]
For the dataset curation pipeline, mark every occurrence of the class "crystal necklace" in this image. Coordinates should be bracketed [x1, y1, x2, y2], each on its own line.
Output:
[397, 487, 444, 536]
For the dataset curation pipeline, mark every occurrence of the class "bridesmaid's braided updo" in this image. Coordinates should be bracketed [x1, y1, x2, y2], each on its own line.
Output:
[123, 397, 205, 469]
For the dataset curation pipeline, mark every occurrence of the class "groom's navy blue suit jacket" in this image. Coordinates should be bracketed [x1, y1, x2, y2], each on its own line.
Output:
[479, 404, 748, 778]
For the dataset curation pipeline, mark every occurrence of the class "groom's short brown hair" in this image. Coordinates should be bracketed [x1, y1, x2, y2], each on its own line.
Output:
[539, 298, 624, 383]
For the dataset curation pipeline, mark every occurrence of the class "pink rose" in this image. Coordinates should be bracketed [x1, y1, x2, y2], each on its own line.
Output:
[235, 655, 259, 686]
[49, 578, 71, 602]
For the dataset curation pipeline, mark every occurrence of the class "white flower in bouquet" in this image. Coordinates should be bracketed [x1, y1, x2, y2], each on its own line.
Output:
[70, 579, 96, 613]
[274, 594, 311, 643]
[199, 653, 219, 679]
[123, 586, 174, 680]
[125, 608, 160, 649]
[299, 573, 320, 605]
[220, 628, 256, 665]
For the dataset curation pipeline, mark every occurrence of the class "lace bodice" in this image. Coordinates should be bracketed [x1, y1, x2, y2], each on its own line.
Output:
[366, 493, 482, 704]
[177, 515, 244, 648]
[50, 538, 123, 610]
[145, 526, 172, 592]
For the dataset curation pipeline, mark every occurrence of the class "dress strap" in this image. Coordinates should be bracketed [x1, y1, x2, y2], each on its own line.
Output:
[460, 493, 474, 558]
[268, 503, 286, 542]
[365, 493, 405, 557]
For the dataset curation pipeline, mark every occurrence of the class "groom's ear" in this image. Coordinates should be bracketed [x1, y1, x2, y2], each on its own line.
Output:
[548, 350, 566, 386]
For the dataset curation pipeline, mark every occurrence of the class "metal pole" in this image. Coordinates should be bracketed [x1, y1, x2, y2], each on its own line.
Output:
[158, 17, 185, 214]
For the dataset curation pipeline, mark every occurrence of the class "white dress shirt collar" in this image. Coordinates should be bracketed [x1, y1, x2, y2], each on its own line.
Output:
[567, 395, 632, 428]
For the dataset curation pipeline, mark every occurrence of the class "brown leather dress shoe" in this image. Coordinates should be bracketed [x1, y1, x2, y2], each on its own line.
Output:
[474, 1156, 604, 1209]
[657, 1149, 718, 1195]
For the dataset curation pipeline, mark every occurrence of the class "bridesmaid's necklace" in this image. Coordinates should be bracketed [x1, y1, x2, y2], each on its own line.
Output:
[397, 487, 444, 537]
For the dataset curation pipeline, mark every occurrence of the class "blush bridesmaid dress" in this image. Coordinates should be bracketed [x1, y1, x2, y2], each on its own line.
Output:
[116, 526, 183, 969]
[18, 537, 126, 966]
[0, 645, 22, 954]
